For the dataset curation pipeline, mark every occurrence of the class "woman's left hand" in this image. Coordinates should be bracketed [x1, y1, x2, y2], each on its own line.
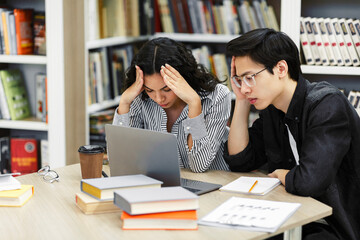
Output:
[160, 64, 200, 106]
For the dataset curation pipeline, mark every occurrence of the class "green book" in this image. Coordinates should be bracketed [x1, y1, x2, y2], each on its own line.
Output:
[0, 69, 31, 120]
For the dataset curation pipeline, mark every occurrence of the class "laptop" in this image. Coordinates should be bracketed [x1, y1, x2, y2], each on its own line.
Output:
[105, 124, 222, 195]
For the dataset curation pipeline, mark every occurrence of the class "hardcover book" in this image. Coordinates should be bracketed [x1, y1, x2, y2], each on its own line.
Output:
[75, 192, 121, 214]
[0, 184, 34, 207]
[0, 69, 31, 120]
[80, 174, 163, 201]
[114, 186, 199, 215]
[33, 11, 46, 55]
[10, 138, 38, 174]
[121, 210, 198, 230]
[14, 9, 33, 55]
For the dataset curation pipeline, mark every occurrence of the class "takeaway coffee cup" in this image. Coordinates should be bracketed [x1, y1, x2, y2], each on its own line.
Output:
[78, 145, 104, 179]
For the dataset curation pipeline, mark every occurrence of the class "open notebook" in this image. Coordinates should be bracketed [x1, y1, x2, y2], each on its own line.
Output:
[219, 176, 280, 195]
[199, 197, 301, 233]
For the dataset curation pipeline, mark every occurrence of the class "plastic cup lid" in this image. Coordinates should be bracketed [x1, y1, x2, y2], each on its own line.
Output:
[78, 145, 105, 154]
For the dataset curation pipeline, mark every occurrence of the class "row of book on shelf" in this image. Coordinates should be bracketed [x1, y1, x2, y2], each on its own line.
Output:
[88, 0, 154, 40]
[88, 43, 232, 105]
[88, 0, 278, 40]
[300, 17, 360, 67]
[75, 173, 299, 232]
[0, 7, 46, 55]
[156, 0, 278, 35]
[348, 90, 360, 116]
[0, 69, 47, 122]
[0, 136, 48, 175]
[89, 109, 115, 148]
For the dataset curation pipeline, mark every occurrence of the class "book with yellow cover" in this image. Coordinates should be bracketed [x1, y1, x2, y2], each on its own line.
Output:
[0, 184, 34, 207]
[121, 210, 198, 230]
[80, 174, 162, 201]
[75, 192, 121, 214]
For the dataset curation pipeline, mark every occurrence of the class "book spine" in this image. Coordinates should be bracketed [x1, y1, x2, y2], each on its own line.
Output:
[316, 18, 336, 66]
[299, 17, 314, 65]
[348, 19, 360, 59]
[324, 18, 344, 66]
[113, 191, 132, 214]
[310, 17, 329, 66]
[338, 18, 360, 66]
[303, 17, 321, 65]
[331, 18, 352, 66]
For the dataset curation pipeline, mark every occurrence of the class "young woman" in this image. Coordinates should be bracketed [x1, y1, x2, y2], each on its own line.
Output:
[112, 37, 231, 173]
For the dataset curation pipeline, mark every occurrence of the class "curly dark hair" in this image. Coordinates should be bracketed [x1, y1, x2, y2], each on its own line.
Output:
[123, 37, 223, 99]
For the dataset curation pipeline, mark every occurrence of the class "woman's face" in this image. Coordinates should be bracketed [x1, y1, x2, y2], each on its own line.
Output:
[143, 73, 182, 109]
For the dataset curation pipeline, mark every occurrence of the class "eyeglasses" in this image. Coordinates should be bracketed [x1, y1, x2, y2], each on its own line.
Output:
[37, 165, 59, 183]
[231, 67, 267, 88]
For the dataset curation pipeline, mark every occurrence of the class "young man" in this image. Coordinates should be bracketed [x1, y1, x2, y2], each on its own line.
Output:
[224, 28, 360, 240]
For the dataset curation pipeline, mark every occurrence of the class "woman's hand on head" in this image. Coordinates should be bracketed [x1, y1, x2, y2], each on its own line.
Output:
[160, 64, 200, 106]
[118, 65, 144, 114]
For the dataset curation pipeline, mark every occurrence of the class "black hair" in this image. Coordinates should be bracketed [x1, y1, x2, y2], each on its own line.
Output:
[226, 28, 302, 81]
[123, 37, 222, 99]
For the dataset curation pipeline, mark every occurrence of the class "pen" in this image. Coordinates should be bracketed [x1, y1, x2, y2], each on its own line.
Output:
[248, 180, 258, 193]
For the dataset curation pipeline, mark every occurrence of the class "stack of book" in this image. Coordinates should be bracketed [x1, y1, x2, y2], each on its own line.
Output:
[76, 174, 162, 215]
[114, 186, 199, 230]
[300, 16, 360, 67]
[0, 173, 34, 207]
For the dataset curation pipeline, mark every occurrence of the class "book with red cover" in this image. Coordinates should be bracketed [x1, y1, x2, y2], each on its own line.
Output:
[10, 138, 38, 174]
[121, 210, 198, 230]
[14, 9, 34, 55]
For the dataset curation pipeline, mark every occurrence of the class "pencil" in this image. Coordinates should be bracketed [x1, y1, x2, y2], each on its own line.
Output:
[248, 180, 258, 193]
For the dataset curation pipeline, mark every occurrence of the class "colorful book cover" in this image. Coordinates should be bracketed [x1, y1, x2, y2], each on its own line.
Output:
[0, 69, 31, 120]
[10, 138, 38, 174]
[14, 9, 34, 55]
[33, 11, 46, 55]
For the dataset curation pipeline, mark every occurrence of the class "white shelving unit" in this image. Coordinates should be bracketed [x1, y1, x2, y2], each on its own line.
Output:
[0, 0, 86, 168]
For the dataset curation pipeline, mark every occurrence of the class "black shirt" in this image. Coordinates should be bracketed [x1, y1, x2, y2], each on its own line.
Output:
[224, 75, 360, 240]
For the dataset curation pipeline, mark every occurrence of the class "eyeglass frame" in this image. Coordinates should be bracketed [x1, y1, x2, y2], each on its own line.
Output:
[231, 67, 267, 88]
[37, 165, 59, 183]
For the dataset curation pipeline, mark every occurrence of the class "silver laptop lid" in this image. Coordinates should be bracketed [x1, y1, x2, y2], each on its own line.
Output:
[105, 124, 181, 186]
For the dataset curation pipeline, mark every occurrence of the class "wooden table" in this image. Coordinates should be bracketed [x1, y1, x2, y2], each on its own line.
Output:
[0, 164, 332, 240]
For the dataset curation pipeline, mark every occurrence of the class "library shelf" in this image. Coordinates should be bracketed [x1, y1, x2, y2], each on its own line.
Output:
[0, 55, 47, 64]
[0, 117, 48, 131]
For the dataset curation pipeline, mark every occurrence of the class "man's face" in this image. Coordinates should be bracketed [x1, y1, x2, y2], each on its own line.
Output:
[234, 56, 284, 110]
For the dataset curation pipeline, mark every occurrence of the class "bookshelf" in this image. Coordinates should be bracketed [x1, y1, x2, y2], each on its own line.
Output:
[284, 0, 360, 94]
[84, 0, 360, 145]
[0, 0, 86, 168]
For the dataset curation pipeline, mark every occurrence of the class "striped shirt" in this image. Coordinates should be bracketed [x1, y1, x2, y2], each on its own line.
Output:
[112, 84, 231, 172]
